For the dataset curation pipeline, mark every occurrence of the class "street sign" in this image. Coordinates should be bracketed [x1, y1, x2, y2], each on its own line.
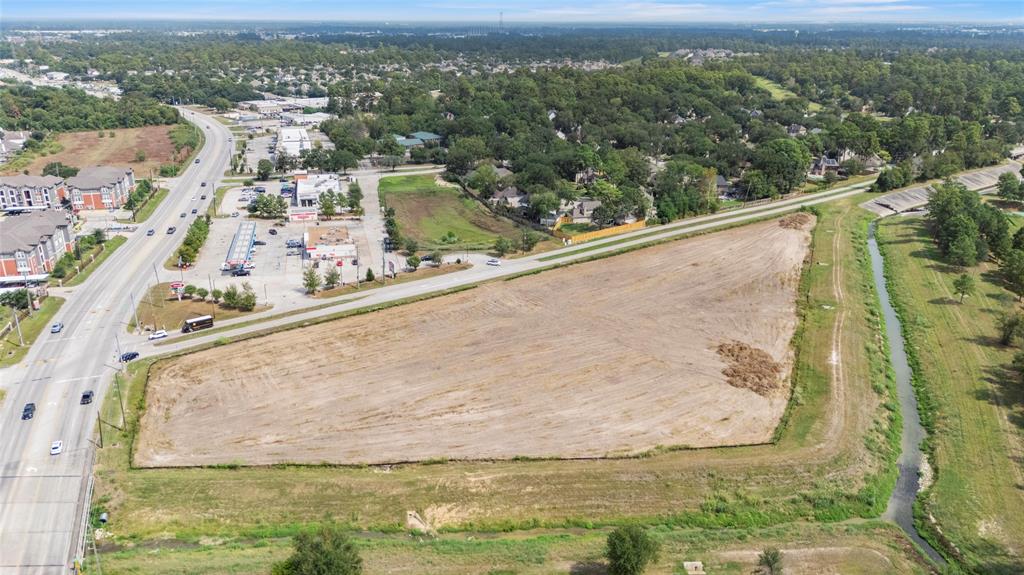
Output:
[336, 260, 343, 267]
[169, 281, 185, 289]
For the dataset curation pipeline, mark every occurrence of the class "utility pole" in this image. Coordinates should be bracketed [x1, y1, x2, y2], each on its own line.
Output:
[129, 292, 141, 334]
[151, 261, 160, 287]
[23, 273, 33, 317]
[113, 332, 124, 370]
[381, 239, 386, 284]
[113, 373, 126, 429]
[96, 412, 104, 448]
[10, 306, 24, 345]
[264, 283, 269, 306]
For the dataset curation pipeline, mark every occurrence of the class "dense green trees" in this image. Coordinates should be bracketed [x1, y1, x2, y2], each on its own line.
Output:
[0, 85, 178, 132]
[176, 215, 211, 266]
[753, 139, 812, 195]
[927, 181, 1011, 267]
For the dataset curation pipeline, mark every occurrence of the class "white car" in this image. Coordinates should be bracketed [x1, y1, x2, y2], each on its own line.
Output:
[148, 329, 168, 341]
[486, 258, 501, 266]
[50, 441, 63, 455]
[191, 196, 197, 201]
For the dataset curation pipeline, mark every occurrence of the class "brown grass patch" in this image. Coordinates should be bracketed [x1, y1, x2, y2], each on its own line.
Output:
[12, 126, 181, 177]
[716, 340, 785, 397]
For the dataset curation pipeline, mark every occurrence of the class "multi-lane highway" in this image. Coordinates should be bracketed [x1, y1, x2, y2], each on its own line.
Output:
[0, 108, 233, 574]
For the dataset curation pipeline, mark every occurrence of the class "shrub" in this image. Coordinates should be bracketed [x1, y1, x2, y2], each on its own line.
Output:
[606, 525, 659, 575]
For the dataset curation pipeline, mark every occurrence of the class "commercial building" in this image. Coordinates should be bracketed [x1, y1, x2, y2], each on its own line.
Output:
[66, 166, 135, 210]
[0, 209, 75, 280]
[304, 225, 357, 261]
[0, 175, 68, 211]
[281, 112, 332, 126]
[289, 173, 343, 222]
[277, 127, 312, 157]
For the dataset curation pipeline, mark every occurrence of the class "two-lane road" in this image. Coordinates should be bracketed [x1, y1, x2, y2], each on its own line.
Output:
[0, 108, 233, 574]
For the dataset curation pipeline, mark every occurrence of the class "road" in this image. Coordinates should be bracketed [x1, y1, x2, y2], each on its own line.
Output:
[153, 177, 880, 354]
[0, 108, 233, 574]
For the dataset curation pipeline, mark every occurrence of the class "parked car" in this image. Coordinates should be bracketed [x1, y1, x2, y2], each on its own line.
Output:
[80, 391, 94, 405]
[146, 229, 155, 236]
[231, 212, 240, 218]
[50, 440, 63, 455]
[167, 227, 176, 234]
[148, 329, 168, 340]
[232, 268, 251, 277]
[253, 240, 267, 246]
[120, 351, 140, 363]
[21, 403, 35, 420]
[268, 228, 278, 235]
[50, 322, 63, 333]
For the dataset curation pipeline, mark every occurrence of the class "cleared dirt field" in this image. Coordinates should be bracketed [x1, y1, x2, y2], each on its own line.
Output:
[14, 125, 179, 177]
[136, 216, 814, 467]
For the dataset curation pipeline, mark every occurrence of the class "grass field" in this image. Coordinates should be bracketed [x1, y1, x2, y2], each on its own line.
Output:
[379, 174, 528, 250]
[93, 522, 929, 574]
[754, 76, 824, 112]
[91, 195, 905, 565]
[0, 297, 64, 368]
[12, 126, 183, 177]
[130, 282, 269, 332]
[877, 217, 1024, 573]
[64, 236, 127, 287]
[0, 138, 63, 174]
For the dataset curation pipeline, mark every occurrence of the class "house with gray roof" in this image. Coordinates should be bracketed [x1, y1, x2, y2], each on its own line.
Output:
[66, 166, 135, 210]
[0, 209, 75, 280]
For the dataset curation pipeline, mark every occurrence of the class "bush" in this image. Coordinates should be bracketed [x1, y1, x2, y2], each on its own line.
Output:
[406, 255, 420, 270]
[273, 525, 362, 575]
[365, 268, 375, 282]
[605, 525, 659, 575]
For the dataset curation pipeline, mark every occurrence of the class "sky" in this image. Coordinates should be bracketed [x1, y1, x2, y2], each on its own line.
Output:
[2, 0, 1022, 23]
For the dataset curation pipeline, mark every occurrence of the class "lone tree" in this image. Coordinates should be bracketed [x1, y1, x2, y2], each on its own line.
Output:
[406, 255, 421, 271]
[605, 525, 660, 575]
[758, 547, 784, 575]
[257, 158, 274, 181]
[996, 311, 1024, 346]
[272, 525, 362, 575]
[493, 236, 514, 257]
[365, 268, 375, 283]
[324, 266, 341, 289]
[953, 273, 975, 303]
[302, 267, 322, 294]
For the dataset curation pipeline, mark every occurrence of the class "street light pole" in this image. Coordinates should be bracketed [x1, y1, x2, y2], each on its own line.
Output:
[129, 292, 141, 334]
[112, 373, 126, 429]
[10, 306, 24, 345]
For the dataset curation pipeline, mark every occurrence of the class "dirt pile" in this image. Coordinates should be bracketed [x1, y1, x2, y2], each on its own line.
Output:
[716, 341, 785, 397]
[779, 212, 814, 230]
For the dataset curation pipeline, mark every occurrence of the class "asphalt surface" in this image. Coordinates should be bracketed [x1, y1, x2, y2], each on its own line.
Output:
[0, 131, 880, 572]
[0, 108, 232, 574]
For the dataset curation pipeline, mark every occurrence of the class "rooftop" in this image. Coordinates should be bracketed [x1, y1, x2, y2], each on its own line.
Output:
[306, 225, 351, 246]
[0, 209, 70, 254]
[0, 174, 64, 188]
[66, 166, 131, 190]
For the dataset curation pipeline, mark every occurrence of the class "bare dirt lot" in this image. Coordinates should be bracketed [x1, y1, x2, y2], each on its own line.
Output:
[15, 126, 180, 176]
[135, 216, 814, 467]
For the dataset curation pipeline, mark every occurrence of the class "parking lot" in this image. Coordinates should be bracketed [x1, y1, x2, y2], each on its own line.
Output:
[175, 185, 373, 312]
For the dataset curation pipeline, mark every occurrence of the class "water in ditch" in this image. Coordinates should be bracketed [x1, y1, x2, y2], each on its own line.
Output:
[868, 220, 946, 567]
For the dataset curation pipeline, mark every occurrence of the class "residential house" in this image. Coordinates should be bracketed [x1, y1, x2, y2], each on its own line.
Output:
[574, 167, 601, 186]
[787, 124, 807, 137]
[489, 185, 527, 210]
[0, 209, 75, 280]
[808, 157, 841, 177]
[567, 197, 602, 224]
[393, 135, 424, 149]
[0, 129, 31, 162]
[715, 175, 734, 197]
[66, 166, 135, 210]
[0, 175, 67, 211]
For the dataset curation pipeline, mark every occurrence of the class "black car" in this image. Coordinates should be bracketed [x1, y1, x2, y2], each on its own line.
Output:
[80, 391, 95, 405]
[22, 403, 35, 420]
[180, 212, 187, 218]
[200, 194, 207, 200]
[267, 228, 278, 235]
[232, 268, 251, 277]
[191, 208, 198, 214]
[253, 240, 267, 246]
[120, 351, 140, 363]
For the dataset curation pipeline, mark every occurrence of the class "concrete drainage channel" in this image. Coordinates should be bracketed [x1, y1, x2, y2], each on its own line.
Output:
[868, 220, 946, 568]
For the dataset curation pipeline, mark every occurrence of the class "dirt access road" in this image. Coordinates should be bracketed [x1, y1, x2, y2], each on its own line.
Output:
[136, 216, 814, 466]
